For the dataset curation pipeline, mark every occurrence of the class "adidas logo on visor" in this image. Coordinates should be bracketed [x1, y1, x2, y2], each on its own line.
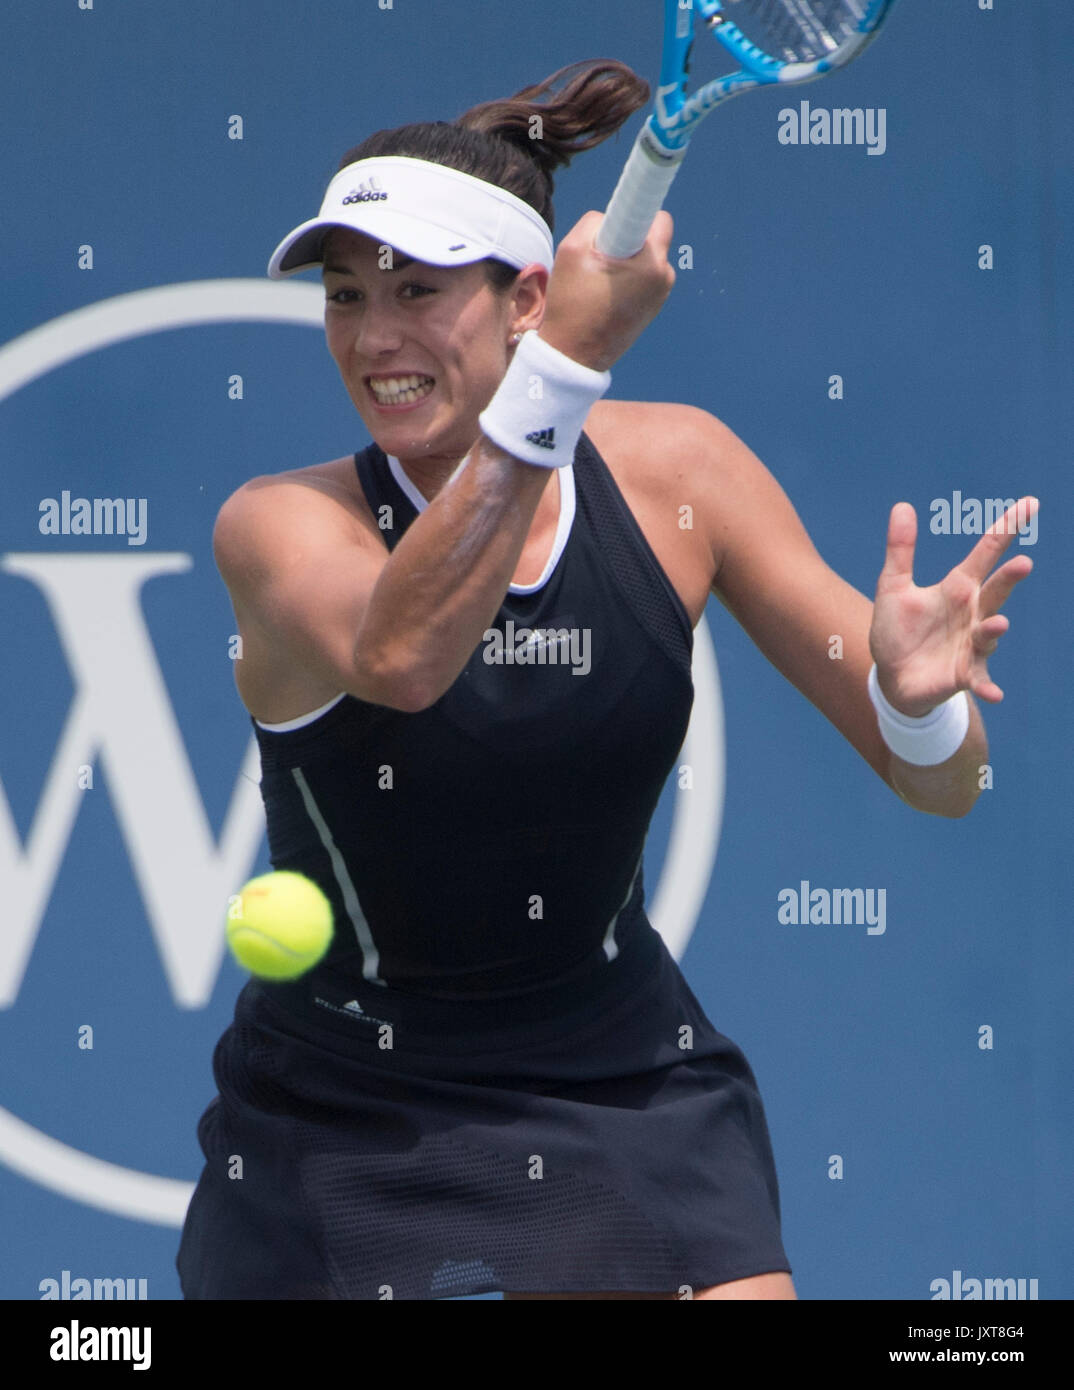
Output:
[342, 177, 387, 205]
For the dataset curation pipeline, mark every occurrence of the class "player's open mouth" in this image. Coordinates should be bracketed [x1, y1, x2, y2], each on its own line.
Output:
[366, 374, 435, 407]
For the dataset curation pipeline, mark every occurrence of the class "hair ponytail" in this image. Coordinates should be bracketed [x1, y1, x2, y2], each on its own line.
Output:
[336, 59, 649, 234]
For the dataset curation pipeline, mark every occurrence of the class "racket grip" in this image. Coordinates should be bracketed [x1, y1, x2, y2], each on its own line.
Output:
[595, 121, 688, 260]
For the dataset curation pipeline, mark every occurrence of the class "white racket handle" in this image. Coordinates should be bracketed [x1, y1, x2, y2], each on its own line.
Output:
[595, 122, 688, 259]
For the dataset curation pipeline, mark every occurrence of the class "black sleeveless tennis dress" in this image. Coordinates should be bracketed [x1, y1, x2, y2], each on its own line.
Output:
[177, 433, 790, 1299]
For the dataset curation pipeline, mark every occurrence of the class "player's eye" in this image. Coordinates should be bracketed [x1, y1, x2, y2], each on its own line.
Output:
[326, 287, 360, 304]
[399, 282, 435, 299]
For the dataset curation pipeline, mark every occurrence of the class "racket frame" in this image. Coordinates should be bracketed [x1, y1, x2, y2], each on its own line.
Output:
[595, 0, 895, 258]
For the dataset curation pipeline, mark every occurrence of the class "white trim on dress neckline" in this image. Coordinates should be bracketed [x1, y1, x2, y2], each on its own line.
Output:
[386, 453, 575, 595]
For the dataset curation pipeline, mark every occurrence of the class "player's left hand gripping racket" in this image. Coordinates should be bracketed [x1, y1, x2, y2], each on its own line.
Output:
[596, 0, 897, 259]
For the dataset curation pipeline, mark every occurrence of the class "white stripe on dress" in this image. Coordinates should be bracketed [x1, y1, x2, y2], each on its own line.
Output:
[602, 853, 643, 963]
[291, 765, 385, 985]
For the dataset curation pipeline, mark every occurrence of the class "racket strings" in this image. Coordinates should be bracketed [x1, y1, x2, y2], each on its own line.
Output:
[722, 0, 867, 64]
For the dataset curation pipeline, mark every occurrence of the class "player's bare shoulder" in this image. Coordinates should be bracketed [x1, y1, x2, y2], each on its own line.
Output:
[584, 400, 749, 616]
[212, 455, 380, 597]
[583, 399, 741, 627]
[211, 455, 393, 722]
[586, 398, 753, 497]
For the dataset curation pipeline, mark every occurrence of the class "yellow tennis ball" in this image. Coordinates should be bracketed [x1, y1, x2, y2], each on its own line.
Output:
[226, 871, 334, 980]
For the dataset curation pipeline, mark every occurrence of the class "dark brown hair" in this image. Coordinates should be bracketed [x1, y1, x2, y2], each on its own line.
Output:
[335, 60, 648, 288]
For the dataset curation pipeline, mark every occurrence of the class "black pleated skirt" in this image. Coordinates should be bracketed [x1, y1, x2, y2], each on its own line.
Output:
[177, 917, 789, 1300]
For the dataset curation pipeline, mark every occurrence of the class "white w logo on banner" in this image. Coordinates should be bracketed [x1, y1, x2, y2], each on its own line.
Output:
[0, 552, 264, 1009]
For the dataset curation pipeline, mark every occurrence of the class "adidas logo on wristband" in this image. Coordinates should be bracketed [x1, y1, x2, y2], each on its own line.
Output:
[479, 333, 610, 471]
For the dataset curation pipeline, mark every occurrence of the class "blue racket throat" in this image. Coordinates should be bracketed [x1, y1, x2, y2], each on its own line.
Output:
[597, 0, 897, 257]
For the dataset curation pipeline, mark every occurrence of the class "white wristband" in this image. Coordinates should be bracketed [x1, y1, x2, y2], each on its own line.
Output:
[478, 330, 611, 469]
[867, 664, 970, 767]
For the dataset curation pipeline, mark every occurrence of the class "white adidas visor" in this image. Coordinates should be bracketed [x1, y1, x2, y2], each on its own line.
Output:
[267, 156, 555, 278]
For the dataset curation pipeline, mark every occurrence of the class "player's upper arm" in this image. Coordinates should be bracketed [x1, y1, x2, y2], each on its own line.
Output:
[689, 410, 893, 783]
[211, 470, 404, 709]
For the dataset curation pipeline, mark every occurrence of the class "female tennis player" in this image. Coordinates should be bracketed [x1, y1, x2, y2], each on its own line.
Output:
[177, 60, 1035, 1301]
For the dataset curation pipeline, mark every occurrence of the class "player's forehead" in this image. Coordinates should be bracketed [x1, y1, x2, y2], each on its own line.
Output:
[320, 227, 420, 275]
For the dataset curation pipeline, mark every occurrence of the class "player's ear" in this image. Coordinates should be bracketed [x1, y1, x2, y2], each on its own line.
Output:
[509, 262, 549, 336]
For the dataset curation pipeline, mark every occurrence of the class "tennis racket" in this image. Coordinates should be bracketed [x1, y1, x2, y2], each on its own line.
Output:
[596, 0, 897, 258]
